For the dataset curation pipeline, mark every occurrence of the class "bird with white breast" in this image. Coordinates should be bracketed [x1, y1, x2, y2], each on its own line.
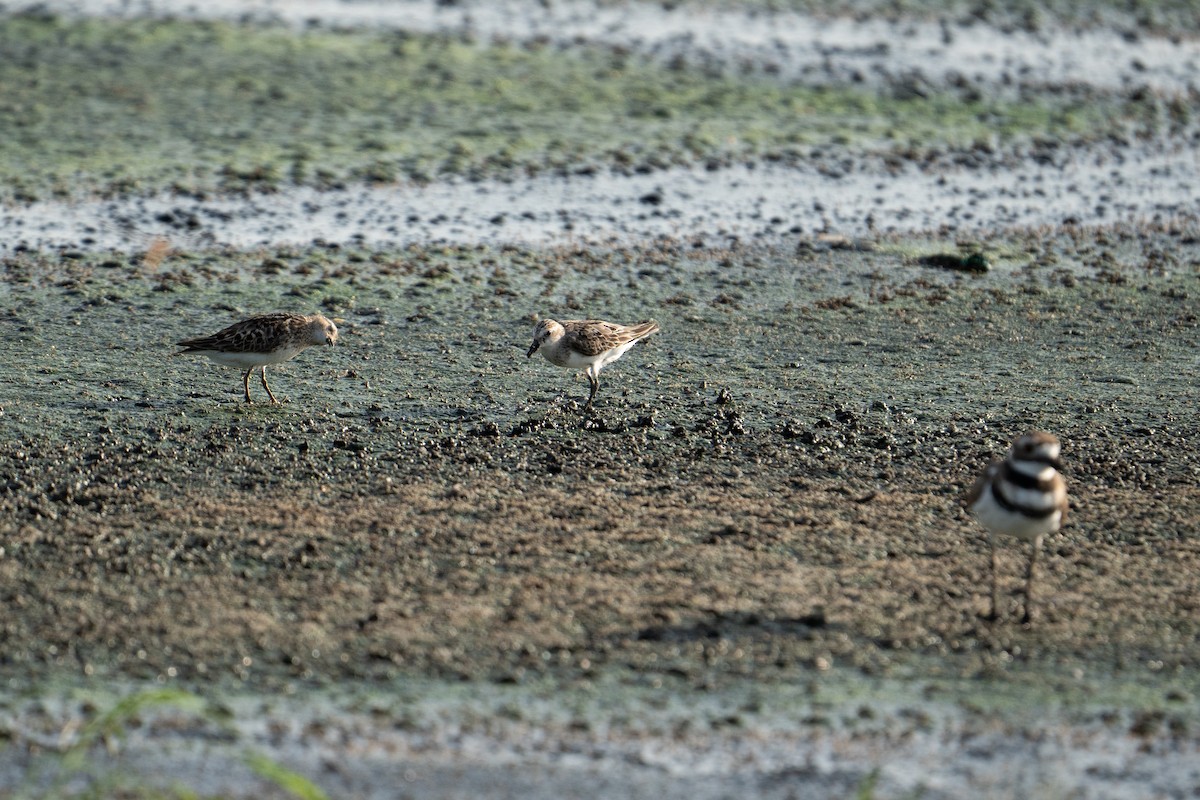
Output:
[964, 430, 1069, 624]
[176, 312, 339, 404]
[526, 318, 660, 410]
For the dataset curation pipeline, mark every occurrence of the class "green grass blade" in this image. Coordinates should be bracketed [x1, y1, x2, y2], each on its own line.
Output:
[243, 752, 330, 800]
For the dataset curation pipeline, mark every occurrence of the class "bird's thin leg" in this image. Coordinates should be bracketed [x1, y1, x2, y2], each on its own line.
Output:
[988, 539, 1000, 622]
[1022, 534, 1043, 625]
[242, 368, 254, 403]
[261, 367, 281, 405]
[584, 370, 599, 410]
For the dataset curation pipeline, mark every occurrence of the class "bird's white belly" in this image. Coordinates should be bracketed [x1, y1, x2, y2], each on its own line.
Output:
[546, 340, 636, 370]
[543, 347, 598, 370]
[970, 488, 1061, 542]
[195, 348, 301, 368]
[596, 341, 637, 369]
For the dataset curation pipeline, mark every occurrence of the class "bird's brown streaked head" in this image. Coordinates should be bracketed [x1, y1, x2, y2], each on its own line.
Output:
[526, 318, 560, 357]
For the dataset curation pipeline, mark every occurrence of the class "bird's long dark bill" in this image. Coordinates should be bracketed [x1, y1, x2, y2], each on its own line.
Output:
[526, 343, 538, 357]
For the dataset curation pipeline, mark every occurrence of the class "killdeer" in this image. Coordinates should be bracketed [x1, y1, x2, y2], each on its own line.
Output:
[526, 318, 660, 410]
[176, 312, 339, 404]
[964, 431, 1068, 623]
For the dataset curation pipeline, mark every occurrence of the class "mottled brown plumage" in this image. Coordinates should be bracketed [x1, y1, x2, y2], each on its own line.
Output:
[176, 312, 338, 404]
[526, 318, 661, 409]
[178, 313, 316, 355]
[560, 319, 661, 358]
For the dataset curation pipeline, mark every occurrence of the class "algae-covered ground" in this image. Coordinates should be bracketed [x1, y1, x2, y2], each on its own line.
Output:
[2, 0, 1200, 797]
[0, 11, 1177, 203]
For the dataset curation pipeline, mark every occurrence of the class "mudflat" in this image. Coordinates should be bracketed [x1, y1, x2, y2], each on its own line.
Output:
[1, 1, 1199, 797]
[3, 231, 1199, 796]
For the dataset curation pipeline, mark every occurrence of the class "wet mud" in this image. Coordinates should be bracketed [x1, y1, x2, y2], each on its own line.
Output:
[1, 230, 1199, 795]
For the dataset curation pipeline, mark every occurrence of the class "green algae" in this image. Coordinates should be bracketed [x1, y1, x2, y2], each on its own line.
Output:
[0, 13, 1133, 203]
[1, 234, 1197, 464]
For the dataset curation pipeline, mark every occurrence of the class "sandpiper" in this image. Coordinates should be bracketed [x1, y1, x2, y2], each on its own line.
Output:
[526, 318, 660, 409]
[964, 431, 1068, 623]
[176, 312, 338, 404]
